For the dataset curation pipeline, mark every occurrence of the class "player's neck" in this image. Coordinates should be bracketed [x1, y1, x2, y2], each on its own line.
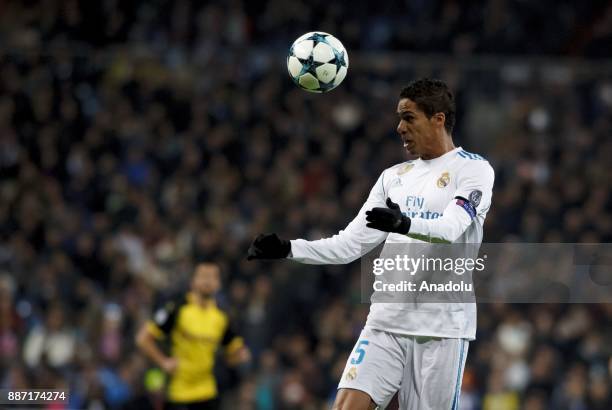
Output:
[421, 135, 455, 160]
[192, 292, 215, 307]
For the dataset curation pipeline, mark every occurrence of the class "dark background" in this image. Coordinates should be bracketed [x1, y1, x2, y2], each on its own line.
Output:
[0, 1, 611, 409]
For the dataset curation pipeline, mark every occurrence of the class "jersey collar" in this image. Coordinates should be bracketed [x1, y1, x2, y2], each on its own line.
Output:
[187, 291, 217, 309]
[418, 146, 461, 166]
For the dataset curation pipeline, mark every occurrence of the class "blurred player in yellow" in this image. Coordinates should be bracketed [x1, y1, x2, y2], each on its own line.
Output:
[136, 263, 250, 410]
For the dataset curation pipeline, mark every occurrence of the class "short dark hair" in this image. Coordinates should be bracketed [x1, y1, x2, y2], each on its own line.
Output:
[399, 79, 456, 134]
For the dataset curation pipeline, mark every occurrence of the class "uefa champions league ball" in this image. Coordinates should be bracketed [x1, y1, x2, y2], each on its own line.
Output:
[287, 32, 349, 93]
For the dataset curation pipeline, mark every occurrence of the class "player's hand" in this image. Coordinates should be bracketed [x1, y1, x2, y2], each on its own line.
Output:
[247, 233, 291, 260]
[161, 357, 178, 374]
[226, 346, 251, 367]
[366, 198, 411, 234]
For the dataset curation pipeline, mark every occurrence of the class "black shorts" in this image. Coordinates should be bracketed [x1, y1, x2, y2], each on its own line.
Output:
[165, 398, 219, 410]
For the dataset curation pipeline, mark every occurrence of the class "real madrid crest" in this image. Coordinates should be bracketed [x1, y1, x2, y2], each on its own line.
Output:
[345, 366, 357, 381]
[437, 172, 450, 188]
[397, 163, 414, 175]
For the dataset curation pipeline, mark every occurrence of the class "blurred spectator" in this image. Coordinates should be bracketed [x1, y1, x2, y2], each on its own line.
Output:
[0, 1, 611, 409]
[23, 304, 76, 369]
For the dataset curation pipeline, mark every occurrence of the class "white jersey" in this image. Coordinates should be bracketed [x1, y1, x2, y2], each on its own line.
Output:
[289, 147, 494, 340]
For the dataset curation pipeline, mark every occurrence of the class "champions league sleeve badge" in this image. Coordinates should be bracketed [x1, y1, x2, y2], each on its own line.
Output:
[469, 190, 482, 207]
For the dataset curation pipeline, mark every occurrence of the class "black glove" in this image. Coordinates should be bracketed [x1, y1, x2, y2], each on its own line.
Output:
[247, 233, 291, 260]
[365, 198, 411, 234]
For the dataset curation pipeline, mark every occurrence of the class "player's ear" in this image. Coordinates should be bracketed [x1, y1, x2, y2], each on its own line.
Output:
[431, 112, 446, 130]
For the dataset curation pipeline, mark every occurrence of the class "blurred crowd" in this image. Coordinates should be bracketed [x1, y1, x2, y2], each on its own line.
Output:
[1, 0, 611, 409]
[2, 0, 612, 56]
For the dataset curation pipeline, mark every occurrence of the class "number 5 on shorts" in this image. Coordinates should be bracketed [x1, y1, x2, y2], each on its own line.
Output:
[351, 340, 369, 364]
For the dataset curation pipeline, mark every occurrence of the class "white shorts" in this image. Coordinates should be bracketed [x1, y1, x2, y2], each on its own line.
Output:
[338, 327, 469, 410]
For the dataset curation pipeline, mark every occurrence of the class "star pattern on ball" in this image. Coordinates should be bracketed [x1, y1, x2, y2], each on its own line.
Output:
[297, 54, 326, 77]
[332, 48, 346, 71]
[305, 32, 330, 45]
[318, 80, 338, 92]
[287, 32, 348, 92]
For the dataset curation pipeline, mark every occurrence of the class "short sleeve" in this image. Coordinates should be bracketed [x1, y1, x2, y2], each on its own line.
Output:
[147, 299, 180, 339]
[221, 318, 244, 354]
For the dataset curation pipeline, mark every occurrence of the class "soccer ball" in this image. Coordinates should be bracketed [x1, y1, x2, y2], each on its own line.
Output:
[287, 32, 349, 93]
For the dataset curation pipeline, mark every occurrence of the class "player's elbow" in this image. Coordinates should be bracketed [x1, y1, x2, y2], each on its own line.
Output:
[410, 208, 472, 243]
[444, 224, 467, 243]
[442, 220, 471, 243]
[135, 325, 152, 349]
[413, 219, 466, 243]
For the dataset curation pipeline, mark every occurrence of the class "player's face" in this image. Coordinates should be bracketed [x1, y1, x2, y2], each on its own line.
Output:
[191, 264, 221, 297]
[396, 98, 443, 159]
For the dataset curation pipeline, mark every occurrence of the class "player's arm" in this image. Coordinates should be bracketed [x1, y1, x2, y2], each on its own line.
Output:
[221, 320, 250, 366]
[135, 301, 179, 374]
[366, 161, 494, 243]
[247, 171, 389, 264]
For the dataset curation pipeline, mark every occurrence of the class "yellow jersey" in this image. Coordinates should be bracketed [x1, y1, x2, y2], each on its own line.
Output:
[147, 292, 244, 403]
